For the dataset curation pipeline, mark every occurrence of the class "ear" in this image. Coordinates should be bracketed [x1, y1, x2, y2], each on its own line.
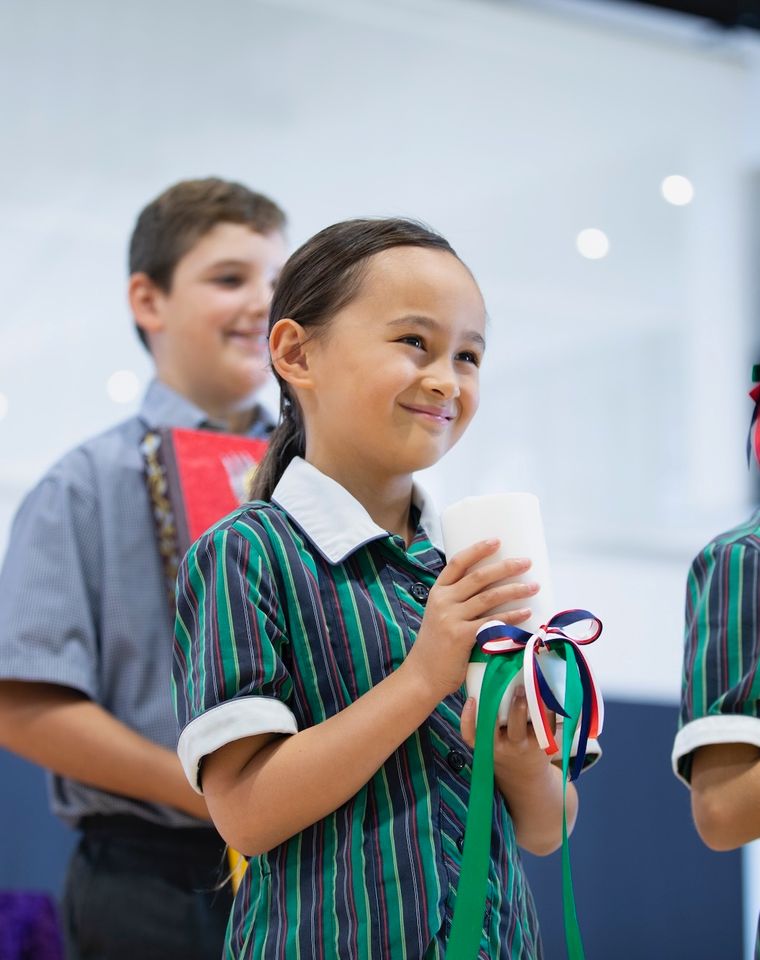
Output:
[128, 273, 166, 340]
[269, 318, 315, 392]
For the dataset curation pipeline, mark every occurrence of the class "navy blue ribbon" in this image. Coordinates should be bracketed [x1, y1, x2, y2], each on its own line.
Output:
[476, 610, 602, 780]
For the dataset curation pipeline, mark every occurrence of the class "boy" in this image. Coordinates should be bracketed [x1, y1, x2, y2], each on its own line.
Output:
[0, 178, 288, 959]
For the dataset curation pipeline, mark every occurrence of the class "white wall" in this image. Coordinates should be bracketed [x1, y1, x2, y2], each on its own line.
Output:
[0, 0, 757, 692]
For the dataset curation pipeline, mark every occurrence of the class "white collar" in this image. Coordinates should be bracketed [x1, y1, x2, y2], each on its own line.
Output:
[271, 457, 444, 564]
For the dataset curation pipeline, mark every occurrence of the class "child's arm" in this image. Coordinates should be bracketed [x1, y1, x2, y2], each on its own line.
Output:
[673, 535, 760, 850]
[690, 743, 760, 850]
[0, 680, 210, 820]
[460, 692, 577, 856]
[200, 540, 537, 857]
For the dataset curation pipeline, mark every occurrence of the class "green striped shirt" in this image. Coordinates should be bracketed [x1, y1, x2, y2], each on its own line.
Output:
[672, 508, 760, 785]
[174, 457, 542, 959]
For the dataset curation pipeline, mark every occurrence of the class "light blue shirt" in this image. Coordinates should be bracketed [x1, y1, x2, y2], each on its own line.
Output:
[0, 379, 273, 826]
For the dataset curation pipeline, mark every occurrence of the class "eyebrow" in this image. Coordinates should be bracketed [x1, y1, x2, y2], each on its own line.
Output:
[205, 259, 250, 270]
[387, 314, 486, 351]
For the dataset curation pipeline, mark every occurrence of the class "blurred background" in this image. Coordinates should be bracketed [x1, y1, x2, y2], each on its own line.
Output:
[0, 0, 758, 956]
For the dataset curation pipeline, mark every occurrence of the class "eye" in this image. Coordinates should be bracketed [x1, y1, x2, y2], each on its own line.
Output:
[212, 274, 244, 288]
[456, 350, 481, 367]
[398, 335, 425, 349]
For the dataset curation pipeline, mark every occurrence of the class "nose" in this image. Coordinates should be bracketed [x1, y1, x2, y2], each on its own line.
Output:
[245, 276, 275, 319]
[422, 359, 460, 400]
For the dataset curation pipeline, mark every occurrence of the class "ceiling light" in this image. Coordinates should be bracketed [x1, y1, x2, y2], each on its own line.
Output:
[576, 228, 610, 260]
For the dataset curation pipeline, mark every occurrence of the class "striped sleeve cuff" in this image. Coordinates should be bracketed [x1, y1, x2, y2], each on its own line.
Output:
[672, 715, 760, 787]
[177, 696, 298, 792]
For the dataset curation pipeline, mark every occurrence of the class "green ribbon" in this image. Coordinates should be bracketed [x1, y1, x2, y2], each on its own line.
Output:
[448, 647, 586, 959]
[560, 650, 584, 959]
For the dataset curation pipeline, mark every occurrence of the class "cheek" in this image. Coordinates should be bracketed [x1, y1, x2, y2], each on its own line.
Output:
[461, 379, 479, 419]
[201, 289, 243, 324]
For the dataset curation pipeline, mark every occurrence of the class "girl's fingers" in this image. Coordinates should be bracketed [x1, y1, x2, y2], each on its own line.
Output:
[505, 686, 528, 742]
[439, 546, 532, 593]
[469, 608, 533, 638]
[436, 539, 502, 587]
[460, 697, 476, 748]
[457, 557, 533, 601]
[502, 608, 533, 626]
[451, 559, 534, 604]
[462, 581, 539, 620]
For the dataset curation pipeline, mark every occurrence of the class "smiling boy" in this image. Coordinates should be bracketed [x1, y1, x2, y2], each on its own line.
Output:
[0, 178, 287, 960]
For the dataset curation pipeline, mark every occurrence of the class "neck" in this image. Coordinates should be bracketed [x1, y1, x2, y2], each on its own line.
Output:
[306, 453, 416, 545]
[156, 375, 259, 435]
[218, 406, 260, 434]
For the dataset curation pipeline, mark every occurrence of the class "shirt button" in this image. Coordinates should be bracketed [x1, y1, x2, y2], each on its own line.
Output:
[410, 582, 430, 602]
[446, 749, 466, 772]
[456, 834, 465, 853]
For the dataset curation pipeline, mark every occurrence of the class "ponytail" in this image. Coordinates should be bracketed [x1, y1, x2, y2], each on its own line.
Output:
[249, 393, 305, 501]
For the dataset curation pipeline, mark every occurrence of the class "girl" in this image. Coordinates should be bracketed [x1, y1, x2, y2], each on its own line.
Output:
[173, 219, 577, 959]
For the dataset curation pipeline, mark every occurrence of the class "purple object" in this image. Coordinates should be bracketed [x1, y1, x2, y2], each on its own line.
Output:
[0, 892, 64, 960]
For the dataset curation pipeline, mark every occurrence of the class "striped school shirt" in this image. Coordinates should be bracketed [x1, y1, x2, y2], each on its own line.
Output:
[672, 508, 760, 785]
[173, 457, 543, 959]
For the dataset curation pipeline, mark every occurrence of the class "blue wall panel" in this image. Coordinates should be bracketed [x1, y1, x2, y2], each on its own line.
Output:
[0, 751, 75, 896]
[522, 700, 743, 958]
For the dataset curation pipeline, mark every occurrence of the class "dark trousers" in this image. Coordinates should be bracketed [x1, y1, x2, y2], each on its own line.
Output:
[61, 816, 234, 960]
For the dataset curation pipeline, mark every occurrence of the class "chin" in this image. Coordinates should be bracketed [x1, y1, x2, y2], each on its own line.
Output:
[228, 368, 270, 401]
[396, 448, 449, 474]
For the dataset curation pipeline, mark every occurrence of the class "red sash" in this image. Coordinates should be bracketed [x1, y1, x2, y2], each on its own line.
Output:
[142, 427, 268, 608]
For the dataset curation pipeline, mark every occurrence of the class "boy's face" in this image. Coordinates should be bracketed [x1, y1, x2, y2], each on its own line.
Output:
[138, 222, 287, 418]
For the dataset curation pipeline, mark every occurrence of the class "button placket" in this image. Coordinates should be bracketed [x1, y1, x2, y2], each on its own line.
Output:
[410, 582, 430, 602]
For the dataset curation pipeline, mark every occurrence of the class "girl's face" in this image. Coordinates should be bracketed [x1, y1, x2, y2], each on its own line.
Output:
[302, 246, 486, 482]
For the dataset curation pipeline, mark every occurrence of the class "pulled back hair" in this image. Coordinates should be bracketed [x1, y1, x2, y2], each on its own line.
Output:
[250, 217, 460, 502]
[128, 177, 287, 349]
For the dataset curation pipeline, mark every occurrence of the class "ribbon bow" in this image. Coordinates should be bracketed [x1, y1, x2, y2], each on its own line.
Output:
[448, 609, 603, 960]
[476, 610, 603, 780]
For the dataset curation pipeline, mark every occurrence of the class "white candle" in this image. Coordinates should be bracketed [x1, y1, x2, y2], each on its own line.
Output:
[441, 493, 559, 726]
[441, 493, 555, 629]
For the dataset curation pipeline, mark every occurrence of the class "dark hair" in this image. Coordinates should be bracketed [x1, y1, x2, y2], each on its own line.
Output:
[128, 177, 287, 349]
[250, 217, 461, 501]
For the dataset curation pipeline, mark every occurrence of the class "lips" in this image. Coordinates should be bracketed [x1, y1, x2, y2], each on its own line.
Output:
[225, 329, 269, 353]
[400, 403, 455, 423]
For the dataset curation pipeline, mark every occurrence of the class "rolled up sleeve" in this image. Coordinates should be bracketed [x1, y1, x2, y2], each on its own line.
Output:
[173, 522, 297, 791]
[673, 537, 760, 785]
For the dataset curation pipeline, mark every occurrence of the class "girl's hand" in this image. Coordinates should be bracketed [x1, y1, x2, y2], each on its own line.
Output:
[460, 692, 573, 855]
[460, 689, 553, 786]
[403, 539, 539, 704]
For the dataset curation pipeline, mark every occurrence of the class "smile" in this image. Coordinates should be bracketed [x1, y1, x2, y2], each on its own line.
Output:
[400, 404, 455, 425]
[226, 331, 269, 352]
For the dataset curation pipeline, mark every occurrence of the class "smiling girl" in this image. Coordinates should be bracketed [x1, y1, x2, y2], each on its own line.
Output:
[172, 218, 574, 959]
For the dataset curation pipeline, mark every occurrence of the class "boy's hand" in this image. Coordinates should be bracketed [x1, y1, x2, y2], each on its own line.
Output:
[403, 540, 538, 704]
